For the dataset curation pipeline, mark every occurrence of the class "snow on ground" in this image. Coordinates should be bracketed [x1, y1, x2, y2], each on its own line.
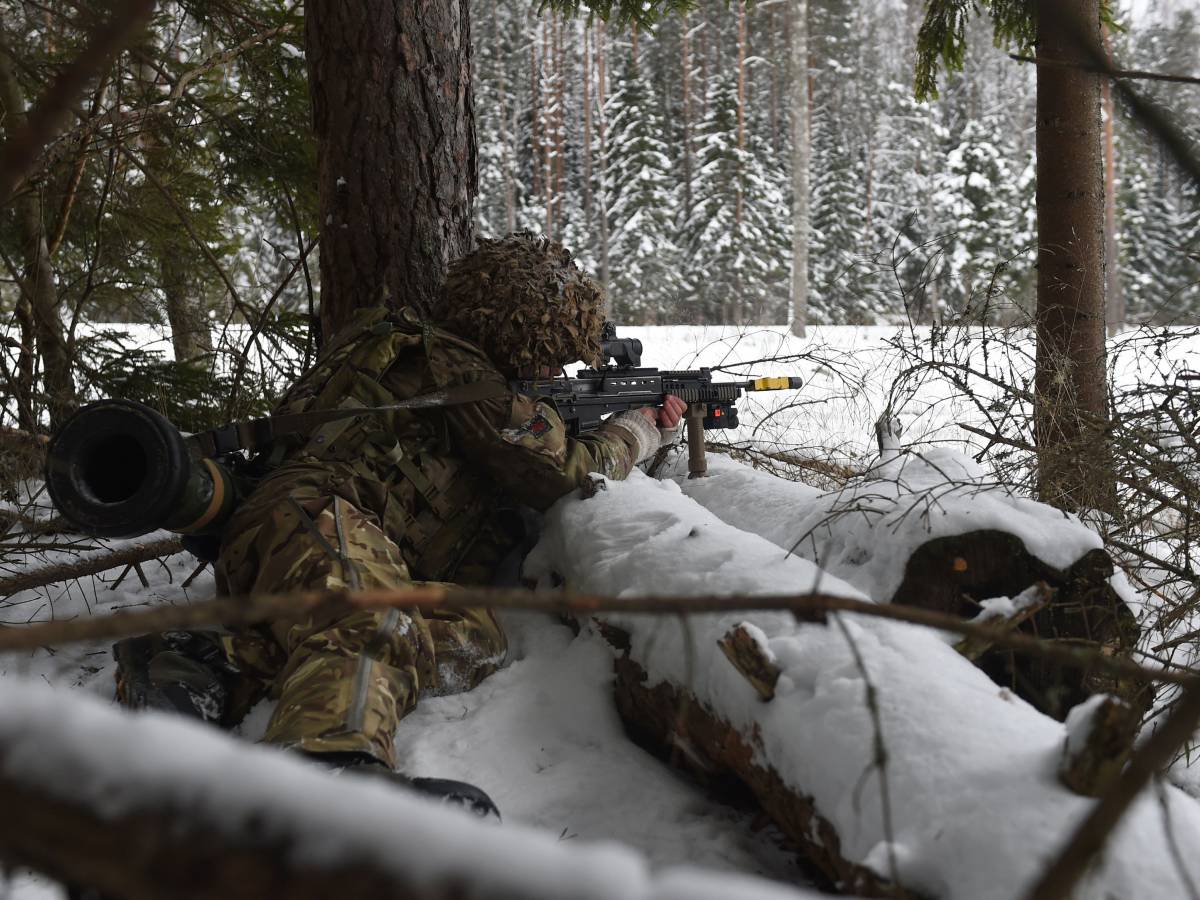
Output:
[3, 324, 1200, 896]
[0, 676, 823, 900]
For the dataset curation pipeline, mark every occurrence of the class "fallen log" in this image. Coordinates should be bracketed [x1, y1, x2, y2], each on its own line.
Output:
[669, 450, 1149, 720]
[525, 470, 1200, 900]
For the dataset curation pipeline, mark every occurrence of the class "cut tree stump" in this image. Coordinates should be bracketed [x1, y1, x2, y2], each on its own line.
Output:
[892, 530, 1148, 721]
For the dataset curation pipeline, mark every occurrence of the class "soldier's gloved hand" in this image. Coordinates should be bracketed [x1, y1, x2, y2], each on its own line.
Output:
[610, 408, 662, 464]
[655, 395, 687, 445]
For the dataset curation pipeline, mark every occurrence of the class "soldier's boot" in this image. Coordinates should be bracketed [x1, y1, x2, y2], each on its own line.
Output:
[113, 631, 234, 725]
[304, 749, 502, 822]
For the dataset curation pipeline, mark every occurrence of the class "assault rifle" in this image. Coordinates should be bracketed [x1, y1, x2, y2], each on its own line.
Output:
[514, 323, 803, 478]
[45, 323, 801, 538]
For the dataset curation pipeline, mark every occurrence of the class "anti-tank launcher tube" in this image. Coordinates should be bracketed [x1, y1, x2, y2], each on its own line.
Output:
[46, 399, 238, 539]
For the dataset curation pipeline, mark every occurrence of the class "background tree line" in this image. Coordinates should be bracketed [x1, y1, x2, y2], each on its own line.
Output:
[1, 0, 1197, 436]
[475, 0, 1200, 327]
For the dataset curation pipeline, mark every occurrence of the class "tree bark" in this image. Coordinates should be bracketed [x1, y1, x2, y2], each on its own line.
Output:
[162, 250, 213, 364]
[305, 1, 476, 340]
[1034, 0, 1114, 513]
[0, 42, 77, 430]
[595, 22, 611, 294]
[789, 0, 809, 338]
[608, 648, 918, 899]
[1101, 26, 1123, 337]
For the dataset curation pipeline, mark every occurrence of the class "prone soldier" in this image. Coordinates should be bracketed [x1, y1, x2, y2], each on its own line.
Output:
[111, 233, 686, 815]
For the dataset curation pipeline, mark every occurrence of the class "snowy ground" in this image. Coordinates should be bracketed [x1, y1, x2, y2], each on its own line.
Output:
[3, 323, 1199, 897]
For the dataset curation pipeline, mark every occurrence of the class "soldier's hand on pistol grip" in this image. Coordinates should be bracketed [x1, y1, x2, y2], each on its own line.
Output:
[639, 394, 687, 446]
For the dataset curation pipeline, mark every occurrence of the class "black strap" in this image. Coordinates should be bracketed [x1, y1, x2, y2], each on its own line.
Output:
[188, 380, 508, 457]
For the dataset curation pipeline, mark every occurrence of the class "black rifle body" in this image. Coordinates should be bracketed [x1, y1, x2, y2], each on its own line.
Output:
[514, 366, 801, 434]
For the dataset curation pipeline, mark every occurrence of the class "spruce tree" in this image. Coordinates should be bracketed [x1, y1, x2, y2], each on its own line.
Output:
[603, 51, 682, 322]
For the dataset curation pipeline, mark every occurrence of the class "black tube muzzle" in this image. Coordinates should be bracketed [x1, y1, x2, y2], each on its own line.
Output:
[45, 399, 227, 539]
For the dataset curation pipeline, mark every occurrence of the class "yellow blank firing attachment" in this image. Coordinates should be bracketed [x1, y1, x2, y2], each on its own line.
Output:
[750, 376, 804, 391]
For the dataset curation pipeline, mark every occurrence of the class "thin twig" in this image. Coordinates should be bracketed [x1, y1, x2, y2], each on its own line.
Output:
[1010, 54, 1200, 88]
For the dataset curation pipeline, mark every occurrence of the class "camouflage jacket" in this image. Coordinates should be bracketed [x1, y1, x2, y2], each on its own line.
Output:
[230, 307, 644, 584]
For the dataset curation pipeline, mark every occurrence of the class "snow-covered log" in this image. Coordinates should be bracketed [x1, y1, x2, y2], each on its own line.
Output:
[525, 471, 1200, 900]
[0, 680, 833, 900]
[667, 451, 1146, 720]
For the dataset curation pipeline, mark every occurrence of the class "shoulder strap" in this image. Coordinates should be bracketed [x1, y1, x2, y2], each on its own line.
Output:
[188, 379, 507, 458]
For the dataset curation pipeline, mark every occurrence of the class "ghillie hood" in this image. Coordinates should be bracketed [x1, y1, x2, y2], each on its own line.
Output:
[435, 233, 605, 377]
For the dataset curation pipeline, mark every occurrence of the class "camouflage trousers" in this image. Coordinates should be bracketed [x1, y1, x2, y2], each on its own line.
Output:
[121, 484, 506, 770]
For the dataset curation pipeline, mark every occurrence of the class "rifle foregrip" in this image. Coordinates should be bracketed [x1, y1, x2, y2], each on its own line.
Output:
[686, 402, 708, 479]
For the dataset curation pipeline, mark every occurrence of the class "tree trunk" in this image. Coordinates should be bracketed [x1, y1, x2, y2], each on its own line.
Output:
[595, 22, 611, 294]
[162, 251, 212, 364]
[583, 25, 593, 239]
[305, 0, 476, 340]
[1034, 0, 1114, 513]
[789, 0, 809, 338]
[1101, 26, 1123, 337]
[0, 43, 76, 430]
[680, 13, 693, 227]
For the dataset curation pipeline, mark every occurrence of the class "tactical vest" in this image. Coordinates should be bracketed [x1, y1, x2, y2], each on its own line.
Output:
[265, 307, 506, 582]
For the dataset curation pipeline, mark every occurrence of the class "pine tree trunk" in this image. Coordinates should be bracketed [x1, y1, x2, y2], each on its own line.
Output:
[595, 22, 611, 294]
[733, 3, 748, 324]
[553, 17, 565, 242]
[1101, 27, 1123, 337]
[789, 0, 809, 338]
[583, 26, 593, 239]
[0, 43, 76, 430]
[161, 252, 212, 365]
[680, 14, 693, 227]
[305, 0, 476, 340]
[1034, 0, 1115, 513]
[541, 19, 553, 237]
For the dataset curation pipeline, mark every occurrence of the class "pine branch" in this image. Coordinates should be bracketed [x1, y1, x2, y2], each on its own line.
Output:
[0, 0, 155, 203]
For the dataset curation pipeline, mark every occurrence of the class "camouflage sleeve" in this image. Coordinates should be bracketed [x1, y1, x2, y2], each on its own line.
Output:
[443, 387, 647, 511]
[402, 327, 656, 510]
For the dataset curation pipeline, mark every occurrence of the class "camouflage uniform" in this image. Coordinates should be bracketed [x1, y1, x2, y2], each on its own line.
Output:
[120, 236, 661, 769]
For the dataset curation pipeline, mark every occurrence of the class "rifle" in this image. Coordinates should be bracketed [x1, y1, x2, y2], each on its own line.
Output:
[513, 323, 803, 478]
[45, 324, 801, 538]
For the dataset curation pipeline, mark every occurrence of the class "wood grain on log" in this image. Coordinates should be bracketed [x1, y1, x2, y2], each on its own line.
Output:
[718, 624, 781, 701]
[611, 653, 922, 899]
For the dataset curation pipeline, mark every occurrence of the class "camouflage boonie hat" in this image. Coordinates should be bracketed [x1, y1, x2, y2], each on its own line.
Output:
[436, 232, 605, 377]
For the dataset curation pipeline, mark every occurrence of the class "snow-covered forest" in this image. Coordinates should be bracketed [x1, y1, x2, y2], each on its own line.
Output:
[3, 0, 1200, 898]
[474, 0, 1200, 326]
